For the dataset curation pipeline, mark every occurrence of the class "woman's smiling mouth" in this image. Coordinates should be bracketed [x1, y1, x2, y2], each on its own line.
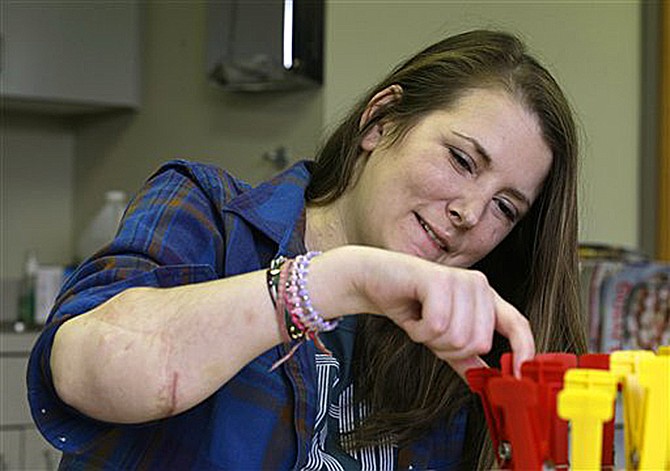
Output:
[414, 212, 450, 252]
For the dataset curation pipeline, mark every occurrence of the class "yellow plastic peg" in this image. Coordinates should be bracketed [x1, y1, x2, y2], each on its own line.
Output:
[610, 350, 656, 470]
[610, 350, 656, 380]
[658, 346, 670, 469]
[558, 369, 617, 471]
[636, 355, 669, 470]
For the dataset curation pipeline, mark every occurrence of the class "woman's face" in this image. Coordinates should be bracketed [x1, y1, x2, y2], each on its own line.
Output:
[343, 88, 553, 268]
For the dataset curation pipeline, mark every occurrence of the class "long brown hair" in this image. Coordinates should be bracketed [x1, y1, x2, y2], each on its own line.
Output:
[306, 30, 587, 469]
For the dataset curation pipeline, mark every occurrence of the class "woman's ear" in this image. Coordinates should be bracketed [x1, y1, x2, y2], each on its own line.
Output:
[359, 84, 403, 152]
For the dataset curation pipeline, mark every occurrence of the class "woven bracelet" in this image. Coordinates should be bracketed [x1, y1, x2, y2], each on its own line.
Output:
[266, 255, 293, 344]
[268, 251, 339, 371]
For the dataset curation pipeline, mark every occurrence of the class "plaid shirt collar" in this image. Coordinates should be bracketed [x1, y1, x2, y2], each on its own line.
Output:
[223, 160, 312, 256]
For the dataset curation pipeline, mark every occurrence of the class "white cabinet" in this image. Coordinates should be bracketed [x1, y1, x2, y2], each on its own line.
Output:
[0, 0, 140, 114]
[0, 331, 59, 470]
[1, 427, 58, 470]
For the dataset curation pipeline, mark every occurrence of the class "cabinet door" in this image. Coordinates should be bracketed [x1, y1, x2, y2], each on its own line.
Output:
[1, 355, 32, 426]
[1, 333, 59, 470]
[0, 0, 140, 111]
[1, 429, 22, 470]
[0, 427, 59, 470]
[25, 427, 60, 470]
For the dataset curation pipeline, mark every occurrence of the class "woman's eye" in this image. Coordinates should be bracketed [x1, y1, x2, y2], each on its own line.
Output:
[496, 198, 518, 222]
[449, 148, 473, 173]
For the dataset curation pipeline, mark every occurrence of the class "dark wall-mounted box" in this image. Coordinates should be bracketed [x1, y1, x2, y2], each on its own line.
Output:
[206, 0, 324, 92]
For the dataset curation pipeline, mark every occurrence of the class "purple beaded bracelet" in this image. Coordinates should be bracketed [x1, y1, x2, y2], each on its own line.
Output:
[269, 251, 339, 371]
[286, 251, 338, 334]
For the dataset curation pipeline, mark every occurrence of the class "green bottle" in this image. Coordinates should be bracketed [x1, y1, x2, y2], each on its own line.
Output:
[17, 250, 38, 329]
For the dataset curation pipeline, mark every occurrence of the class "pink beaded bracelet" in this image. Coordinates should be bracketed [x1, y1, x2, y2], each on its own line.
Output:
[287, 252, 338, 331]
[268, 251, 339, 371]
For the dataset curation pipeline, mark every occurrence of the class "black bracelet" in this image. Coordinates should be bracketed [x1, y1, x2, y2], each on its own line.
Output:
[266, 255, 286, 309]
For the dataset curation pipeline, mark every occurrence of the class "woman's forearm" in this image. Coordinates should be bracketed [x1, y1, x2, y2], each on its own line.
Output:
[51, 269, 284, 424]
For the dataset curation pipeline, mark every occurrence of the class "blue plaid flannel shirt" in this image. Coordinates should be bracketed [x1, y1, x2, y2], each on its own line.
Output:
[27, 159, 467, 470]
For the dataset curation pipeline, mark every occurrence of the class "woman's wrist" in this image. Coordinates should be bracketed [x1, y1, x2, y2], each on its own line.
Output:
[306, 245, 385, 319]
[267, 250, 346, 369]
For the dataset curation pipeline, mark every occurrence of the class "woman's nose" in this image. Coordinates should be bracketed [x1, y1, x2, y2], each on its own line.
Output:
[447, 198, 484, 229]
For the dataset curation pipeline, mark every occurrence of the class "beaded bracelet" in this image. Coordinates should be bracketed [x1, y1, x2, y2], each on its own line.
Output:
[286, 252, 338, 333]
[267, 251, 339, 371]
[279, 258, 305, 342]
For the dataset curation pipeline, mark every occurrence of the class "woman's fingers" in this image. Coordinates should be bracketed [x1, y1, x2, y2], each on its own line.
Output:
[331, 246, 535, 378]
[447, 355, 490, 379]
[393, 267, 534, 379]
[418, 270, 495, 355]
[492, 291, 535, 377]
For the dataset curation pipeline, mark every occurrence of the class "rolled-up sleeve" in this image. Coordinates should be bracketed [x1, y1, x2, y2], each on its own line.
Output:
[27, 161, 226, 453]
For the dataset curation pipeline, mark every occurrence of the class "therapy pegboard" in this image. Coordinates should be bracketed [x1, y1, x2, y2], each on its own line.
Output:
[467, 346, 669, 470]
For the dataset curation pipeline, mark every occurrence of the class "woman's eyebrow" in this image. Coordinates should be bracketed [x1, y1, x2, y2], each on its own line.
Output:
[453, 130, 491, 166]
[453, 130, 532, 208]
[507, 188, 531, 209]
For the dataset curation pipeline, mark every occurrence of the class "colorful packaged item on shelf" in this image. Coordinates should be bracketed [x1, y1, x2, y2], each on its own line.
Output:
[603, 263, 670, 351]
[581, 259, 670, 352]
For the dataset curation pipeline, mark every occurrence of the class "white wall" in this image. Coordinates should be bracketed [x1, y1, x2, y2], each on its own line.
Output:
[1, 1, 645, 289]
[72, 2, 324, 240]
[1, 115, 75, 278]
[324, 1, 642, 249]
[1, 114, 75, 321]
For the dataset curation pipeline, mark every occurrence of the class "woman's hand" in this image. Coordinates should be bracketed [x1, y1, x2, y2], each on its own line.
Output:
[309, 245, 535, 378]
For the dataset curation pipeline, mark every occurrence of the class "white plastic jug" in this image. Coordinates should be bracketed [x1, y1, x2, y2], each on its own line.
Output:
[76, 190, 127, 261]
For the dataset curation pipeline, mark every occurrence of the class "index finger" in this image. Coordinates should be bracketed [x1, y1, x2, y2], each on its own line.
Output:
[493, 292, 535, 377]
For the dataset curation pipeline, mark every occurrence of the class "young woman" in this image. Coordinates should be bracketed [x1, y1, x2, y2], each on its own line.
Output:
[29, 30, 587, 470]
